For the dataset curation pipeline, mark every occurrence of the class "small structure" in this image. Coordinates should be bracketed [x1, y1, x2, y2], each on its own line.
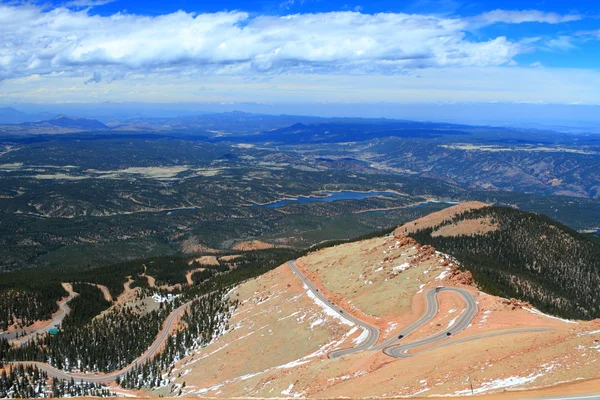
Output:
[48, 327, 61, 335]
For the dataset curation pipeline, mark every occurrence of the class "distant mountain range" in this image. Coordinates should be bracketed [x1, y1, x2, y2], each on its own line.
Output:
[0, 110, 109, 134]
[1, 108, 599, 143]
[0, 107, 54, 124]
[23, 114, 109, 130]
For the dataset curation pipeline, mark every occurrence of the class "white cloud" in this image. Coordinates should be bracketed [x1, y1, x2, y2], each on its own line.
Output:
[0, 4, 526, 83]
[65, 0, 116, 8]
[546, 36, 576, 51]
[473, 9, 581, 26]
[577, 30, 600, 40]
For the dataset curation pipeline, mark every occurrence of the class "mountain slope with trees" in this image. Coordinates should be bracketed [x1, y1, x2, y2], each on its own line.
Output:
[409, 206, 600, 320]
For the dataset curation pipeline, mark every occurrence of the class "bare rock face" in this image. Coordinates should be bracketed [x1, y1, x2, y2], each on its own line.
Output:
[501, 298, 532, 310]
[448, 266, 474, 286]
[392, 233, 418, 247]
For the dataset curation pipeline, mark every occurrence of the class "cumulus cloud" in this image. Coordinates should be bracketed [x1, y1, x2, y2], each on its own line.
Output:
[0, 4, 528, 82]
[473, 9, 581, 25]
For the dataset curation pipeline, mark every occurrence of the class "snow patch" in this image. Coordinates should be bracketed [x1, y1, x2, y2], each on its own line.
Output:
[353, 328, 369, 345]
[523, 307, 578, 324]
[436, 269, 451, 281]
[386, 322, 398, 333]
[454, 373, 542, 395]
[393, 263, 410, 272]
[152, 293, 180, 303]
[304, 284, 354, 326]
[281, 383, 301, 398]
[479, 310, 492, 326]
[580, 329, 600, 336]
[310, 318, 324, 328]
[447, 316, 459, 329]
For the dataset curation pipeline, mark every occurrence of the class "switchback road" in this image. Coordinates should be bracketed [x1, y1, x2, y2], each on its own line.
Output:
[288, 260, 478, 359]
[289, 260, 556, 362]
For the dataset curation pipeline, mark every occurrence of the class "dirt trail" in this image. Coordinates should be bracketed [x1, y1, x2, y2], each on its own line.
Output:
[89, 283, 113, 303]
[185, 267, 206, 285]
[140, 264, 156, 288]
[144, 274, 156, 287]
[114, 277, 136, 305]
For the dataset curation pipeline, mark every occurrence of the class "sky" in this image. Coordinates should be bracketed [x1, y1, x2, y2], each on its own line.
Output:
[1, 0, 600, 120]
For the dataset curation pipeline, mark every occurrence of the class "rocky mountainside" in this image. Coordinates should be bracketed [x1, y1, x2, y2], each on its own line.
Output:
[406, 205, 600, 320]
[152, 208, 600, 398]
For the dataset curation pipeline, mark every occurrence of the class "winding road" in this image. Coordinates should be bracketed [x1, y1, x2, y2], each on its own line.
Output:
[289, 259, 551, 360]
[8, 298, 195, 383]
[289, 260, 380, 357]
[5, 259, 550, 386]
[376, 286, 477, 355]
[2, 283, 79, 344]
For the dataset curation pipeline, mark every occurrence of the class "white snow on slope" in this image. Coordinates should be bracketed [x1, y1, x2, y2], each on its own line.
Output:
[523, 307, 578, 324]
[454, 373, 543, 395]
[192, 327, 360, 395]
[393, 263, 410, 272]
[304, 283, 355, 326]
[281, 383, 301, 398]
[353, 328, 369, 345]
[436, 269, 451, 280]
[447, 315, 459, 329]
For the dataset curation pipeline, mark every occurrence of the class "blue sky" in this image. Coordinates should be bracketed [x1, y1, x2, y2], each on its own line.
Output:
[1, 0, 599, 114]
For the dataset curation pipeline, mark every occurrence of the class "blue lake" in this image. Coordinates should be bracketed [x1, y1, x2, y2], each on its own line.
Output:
[252, 191, 398, 208]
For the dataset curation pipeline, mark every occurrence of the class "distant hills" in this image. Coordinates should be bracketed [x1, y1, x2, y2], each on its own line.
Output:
[0, 107, 54, 124]
[0, 111, 109, 134]
[27, 114, 109, 130]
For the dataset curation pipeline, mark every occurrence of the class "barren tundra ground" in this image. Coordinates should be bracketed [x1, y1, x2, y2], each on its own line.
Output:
[131, 205, 600, 398]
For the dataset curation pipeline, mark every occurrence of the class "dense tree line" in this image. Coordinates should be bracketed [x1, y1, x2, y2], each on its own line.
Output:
[0, 363, 113, 398]
[410, 206, 600, 319]
[62, 284, 112, 328]
[0, 364, 47, 398]
[119, 290, 235, 389]
[0, 272, 66, 331]
[0, 252, 236, 333]
[49, 377, 113, 398]
[0, 300, 179, 373]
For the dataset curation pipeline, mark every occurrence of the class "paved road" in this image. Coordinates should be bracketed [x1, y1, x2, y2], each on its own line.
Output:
[383, 286, 478, 357]
[414, 327, 554, 356]
[289, 260, 481, 359]
[289, 259, 558, 364]
[288, 260, 380, 358]
[9, 299, 194, 383]
[2, 283, 79, 344]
